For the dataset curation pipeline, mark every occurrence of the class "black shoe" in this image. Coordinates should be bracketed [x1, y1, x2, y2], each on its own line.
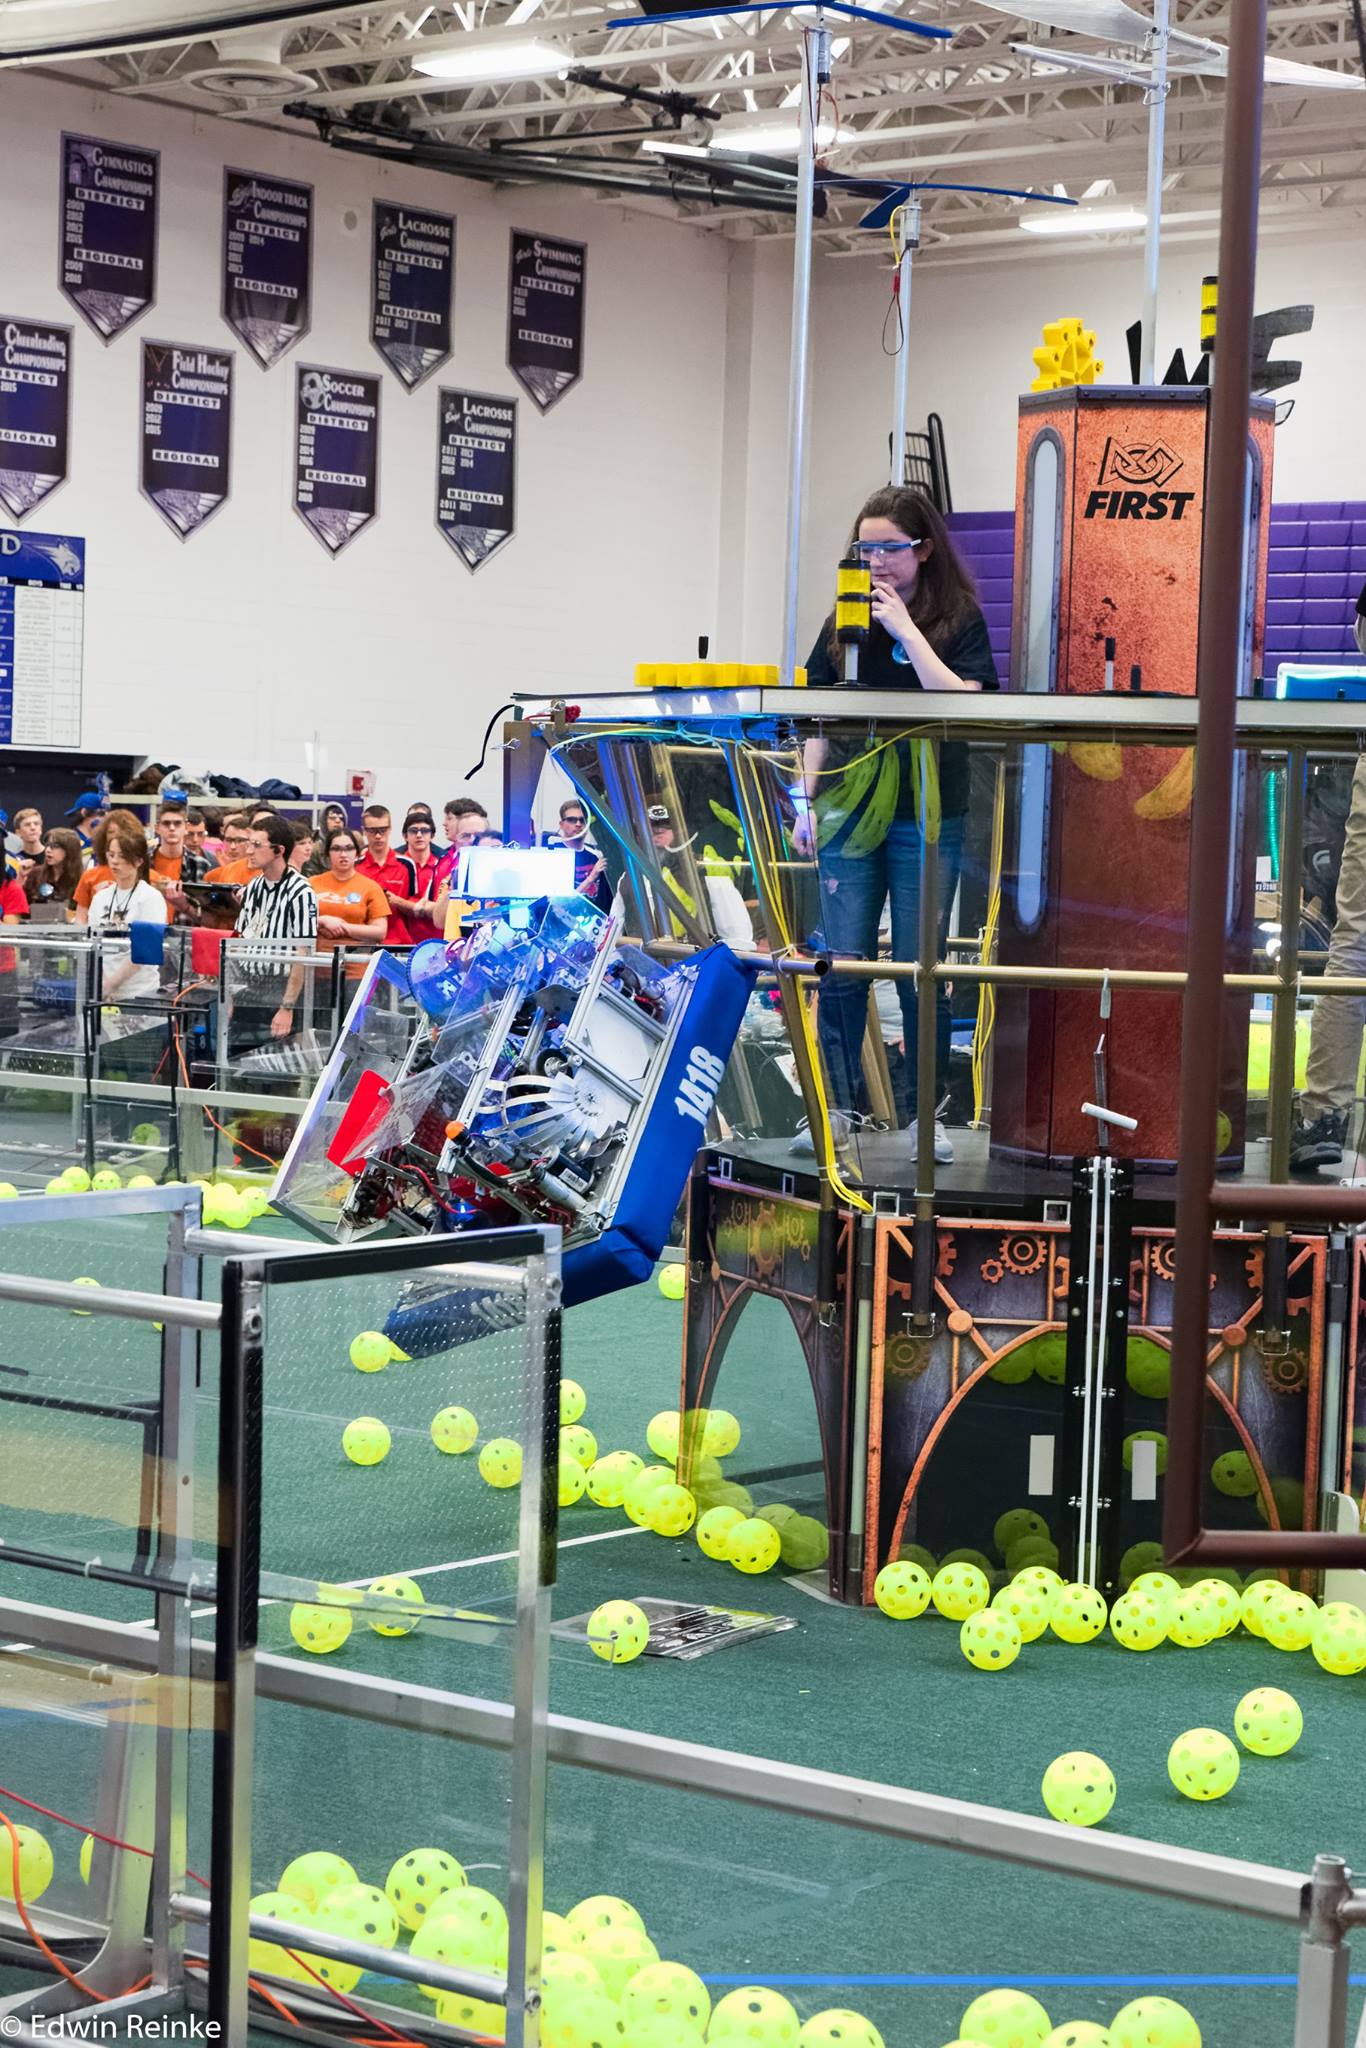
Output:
[1289, 1108, 1347, 1175]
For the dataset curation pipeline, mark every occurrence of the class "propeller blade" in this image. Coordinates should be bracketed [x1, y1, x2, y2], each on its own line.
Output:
[1263, 51, 1364, 91]
[969, 0, 1150, 45]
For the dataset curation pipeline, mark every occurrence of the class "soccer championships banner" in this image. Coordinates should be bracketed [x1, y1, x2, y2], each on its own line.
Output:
[140, 341, 232, 539]
[223, 169, 312, 371]
[294, 364, 380, 556]
[60, 134, 158, 342]
[507, 230, 584, 412]
[372, 201, 454, 391]
[0, 319, 71, 520]
[436, 388, 516, 571]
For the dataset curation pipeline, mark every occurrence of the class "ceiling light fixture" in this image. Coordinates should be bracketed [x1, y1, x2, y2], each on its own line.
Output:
[411, 37, 568, 82]
[711, 116, 850, 154]
[638, 136, 712, 160]
[1020, 202, 1146, 236]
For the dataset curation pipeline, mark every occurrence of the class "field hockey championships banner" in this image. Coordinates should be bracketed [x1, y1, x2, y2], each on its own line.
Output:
[0, 318, 71, 521]
[372, 202, 454, 391]
[294, 364, 380, 556]
[507, 230, 585, 412]
[436, 387, 516, 571]
[60, 134, 158, 343]
[223, 169, 312, 370]
[140, 341, 232, 539]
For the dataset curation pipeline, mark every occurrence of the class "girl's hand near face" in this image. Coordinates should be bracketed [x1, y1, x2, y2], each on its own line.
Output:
[870, 579, 916, 645]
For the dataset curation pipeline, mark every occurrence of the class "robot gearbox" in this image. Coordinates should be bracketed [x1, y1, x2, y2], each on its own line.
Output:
[271, 894, 757, 1315]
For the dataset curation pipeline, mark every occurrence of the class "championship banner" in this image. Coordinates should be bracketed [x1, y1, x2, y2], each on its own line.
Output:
[223, 169, 312, 370]
[140, 340, 232, 539]
[0, 318, 72, 521]
[507, 230, 585, 412]
[436, 387, 516, 571]
[371, 202, 454, 391]
[60, 134, 158, 343]
[294, 364, 380, 556]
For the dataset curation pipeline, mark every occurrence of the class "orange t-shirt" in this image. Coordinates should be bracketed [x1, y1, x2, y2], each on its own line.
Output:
[205, 858, 252, 886]
[309, 871, 390, 957]
[151, 849, 184, 884]
[74, 864, 113, 912]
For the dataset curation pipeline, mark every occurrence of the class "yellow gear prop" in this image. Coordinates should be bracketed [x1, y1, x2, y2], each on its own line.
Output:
[1031, 316, 1103, 392]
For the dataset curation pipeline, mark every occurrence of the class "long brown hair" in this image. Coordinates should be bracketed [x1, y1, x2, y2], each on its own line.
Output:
[101, 811, 152, 884]
[25, 827, 84, 903]
[828, 486, 978, 663]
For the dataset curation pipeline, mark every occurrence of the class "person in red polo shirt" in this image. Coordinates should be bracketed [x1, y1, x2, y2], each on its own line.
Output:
[357, 803, 417, 944]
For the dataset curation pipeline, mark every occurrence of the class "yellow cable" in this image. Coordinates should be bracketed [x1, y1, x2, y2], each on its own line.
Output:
[742, 751, 872, 1214]
[970, 765, 1006, 1128]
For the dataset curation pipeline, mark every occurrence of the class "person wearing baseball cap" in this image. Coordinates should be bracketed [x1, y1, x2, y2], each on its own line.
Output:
[64, 791, 108, 849]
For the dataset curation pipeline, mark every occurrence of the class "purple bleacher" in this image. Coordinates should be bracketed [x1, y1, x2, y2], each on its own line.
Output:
[949, 501, 1366, 685]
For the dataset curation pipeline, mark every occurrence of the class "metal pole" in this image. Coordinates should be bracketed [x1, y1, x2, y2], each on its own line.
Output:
[1163, 0, 1266, 1568]
[1139, 0, 1171, 384]
[1263, 745, 1306, 1337]
[888, 204, 919, 485]
[1293, 1854, 1353, 2048]
[778, 20, 824, 687]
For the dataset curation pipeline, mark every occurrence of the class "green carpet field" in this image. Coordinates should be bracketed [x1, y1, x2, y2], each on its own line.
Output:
[2, 1209, 1364, 2047]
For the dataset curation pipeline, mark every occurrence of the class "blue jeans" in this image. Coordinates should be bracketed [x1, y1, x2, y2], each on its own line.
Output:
[815, 812, 966, 1120]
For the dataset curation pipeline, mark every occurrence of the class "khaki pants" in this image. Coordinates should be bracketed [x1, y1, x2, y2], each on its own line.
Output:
[1303, 753, 1366, 1118]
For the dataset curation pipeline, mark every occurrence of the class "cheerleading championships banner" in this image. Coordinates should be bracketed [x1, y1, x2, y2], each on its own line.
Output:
[140, 340, 233, 539]
[436, 387, 516, 571]
[60, 134, 158, 343]
[371, 202, 454, 391]
[0, 318, 71, 521]
[294, 364, 380, 556]
[507, 229, 585, 412]
[223, 169, 312, 371]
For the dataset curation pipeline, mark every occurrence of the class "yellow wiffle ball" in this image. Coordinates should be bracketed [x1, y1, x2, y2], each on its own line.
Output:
[342, 1416, 390, 1466]
[479, 1438, 523, 1489]
[874, 1561, 932, 1620]
[992, 1580, 1053, 1643]
[1041, 1751, 1116, 1828]
[1049, 1583, 1108, 1645]
[931, 1562, 990, 1621]
[648, 1483, 697, 1538]
[1262, 1589, 1317, 1653]
[588, 1599, 650, 1664]
[960, 1609, 1023, 1672]
[1235, 1686, 1303, 1756]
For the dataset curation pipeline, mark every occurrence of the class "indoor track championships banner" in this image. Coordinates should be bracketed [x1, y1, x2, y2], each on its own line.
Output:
[60, 134, 158, 342]
[0, 318, 71, 521]
[294, 363, 380, 556]
[223, 169, 312, 370]
[140, 340, 232, 538]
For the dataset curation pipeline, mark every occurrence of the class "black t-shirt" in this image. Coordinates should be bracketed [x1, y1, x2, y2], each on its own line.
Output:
[805, 604, 999, 818]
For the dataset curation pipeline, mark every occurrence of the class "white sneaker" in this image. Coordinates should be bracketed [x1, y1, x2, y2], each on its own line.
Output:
[789, 1110, 853, 1154]
[908, 1116, 955, 1164]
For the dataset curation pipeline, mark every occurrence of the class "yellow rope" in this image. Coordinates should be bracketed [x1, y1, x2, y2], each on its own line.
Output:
[970, 764, 1007, 1128]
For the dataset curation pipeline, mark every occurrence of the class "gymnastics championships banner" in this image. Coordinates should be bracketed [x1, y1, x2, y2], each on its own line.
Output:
[223, 169, 312, 370]
[0, 318, 71, 521]
[507, 229, 585, 412]
[436, 387, 516, 571]
[60, 134, 158, 343]
[294, 364, 380, 556]
[140, 340, 232, 539]
[371, 202, 454, 391]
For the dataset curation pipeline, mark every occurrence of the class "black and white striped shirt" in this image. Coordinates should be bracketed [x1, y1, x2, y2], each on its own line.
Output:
[234, 867, 318, 945]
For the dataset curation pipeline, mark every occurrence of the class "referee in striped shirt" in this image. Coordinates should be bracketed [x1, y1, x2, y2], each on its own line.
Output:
[232, 813, 319, 1048]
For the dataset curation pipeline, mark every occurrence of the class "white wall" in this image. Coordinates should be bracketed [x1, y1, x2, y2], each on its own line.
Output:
[804, 228, 1366, 534]
[0, 72, 736, 818]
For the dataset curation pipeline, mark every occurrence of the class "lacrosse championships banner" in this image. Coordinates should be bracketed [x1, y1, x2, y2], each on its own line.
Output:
[436, 387, 516, 570]
[371, 201, 454, 390]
